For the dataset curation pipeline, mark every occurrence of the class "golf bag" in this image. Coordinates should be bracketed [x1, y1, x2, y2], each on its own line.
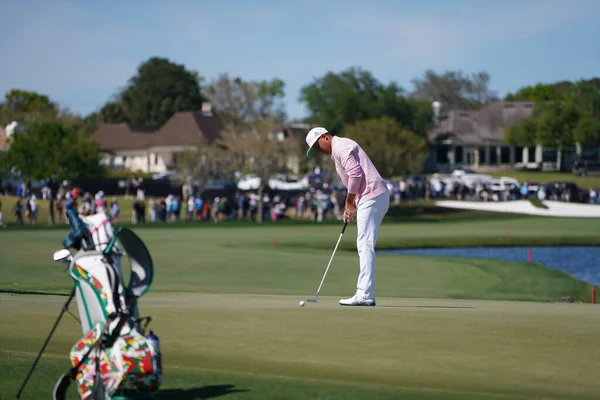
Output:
[53, 210, 162, 400]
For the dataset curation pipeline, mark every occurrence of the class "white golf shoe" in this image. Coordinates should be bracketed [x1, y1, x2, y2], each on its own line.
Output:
[339, 293, 376, 307]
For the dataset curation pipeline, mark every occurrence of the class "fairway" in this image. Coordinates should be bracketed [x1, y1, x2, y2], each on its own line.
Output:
[2, 293, 600, 400]
[1, 216, 599, 399]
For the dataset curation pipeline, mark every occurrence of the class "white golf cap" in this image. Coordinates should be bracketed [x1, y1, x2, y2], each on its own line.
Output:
[305, 127, 328, 158]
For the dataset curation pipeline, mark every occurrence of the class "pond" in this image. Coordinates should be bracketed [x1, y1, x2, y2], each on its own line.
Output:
[379, 246, 600, 286]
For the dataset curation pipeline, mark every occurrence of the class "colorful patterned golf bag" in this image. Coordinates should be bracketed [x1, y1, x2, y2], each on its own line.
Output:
[56, 210, 162, 399]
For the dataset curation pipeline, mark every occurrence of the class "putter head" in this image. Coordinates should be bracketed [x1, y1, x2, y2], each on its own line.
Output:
[305, 298, 319, 303]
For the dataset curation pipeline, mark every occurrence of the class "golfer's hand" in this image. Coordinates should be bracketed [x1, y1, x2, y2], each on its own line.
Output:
[343, 203, 357, 223]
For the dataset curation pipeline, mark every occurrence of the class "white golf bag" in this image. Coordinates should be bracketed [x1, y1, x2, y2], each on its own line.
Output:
[52, 211, 162, 400]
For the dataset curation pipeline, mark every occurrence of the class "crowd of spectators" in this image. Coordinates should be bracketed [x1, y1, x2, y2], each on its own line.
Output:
[1, 170, 599, 226]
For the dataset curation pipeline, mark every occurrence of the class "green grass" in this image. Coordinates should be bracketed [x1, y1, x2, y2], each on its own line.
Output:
[1, 217, 599, 399]
[0, 218, 598, 301]
[1, 195, 509, 227]
[2, 294, 600, 400]
[0, 194, 140, 226]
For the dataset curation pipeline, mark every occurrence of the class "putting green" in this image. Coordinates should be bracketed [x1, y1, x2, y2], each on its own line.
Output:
[0, 219, 597, 301]
[2, 293, 599, 400]
[1, 218, 599, 399]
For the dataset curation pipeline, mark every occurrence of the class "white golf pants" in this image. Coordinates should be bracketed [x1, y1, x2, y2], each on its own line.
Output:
[355, 191, 389, 299]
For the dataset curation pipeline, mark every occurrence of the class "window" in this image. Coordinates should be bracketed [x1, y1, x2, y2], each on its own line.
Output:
[515, 147, 523, 163]
[501, 146, 510, 163]
[528, 147, 536, 162]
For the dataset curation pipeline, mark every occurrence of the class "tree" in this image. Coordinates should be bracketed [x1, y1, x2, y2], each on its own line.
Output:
[3, 89, 58, 115]
[99, 101, 130, 124]
[535, 102, 579, 151]
[342, 117, 429, 177]
[102, 57, 207, 128]
[5, 121, 105, 223]
[202, 75, 292, 222]
[504, 118, 538, 147]
[299, 67, 431, 136]
[504, 83, 565, 102]
[410, 70, 498, 110]
[574, 115, 600, 149]
[567, 79, 600, 118]
[204, 74, 286, 134]
[217, 125, 294, 223]
[0, 89, 60, 126]
[174, 136, 234, 199]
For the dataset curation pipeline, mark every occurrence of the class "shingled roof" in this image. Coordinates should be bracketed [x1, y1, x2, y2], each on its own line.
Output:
[91, 109, 226, 152]
[428, 101, 535, 145]
[92, 123, 156, 152]
[152, 111, 225, 147]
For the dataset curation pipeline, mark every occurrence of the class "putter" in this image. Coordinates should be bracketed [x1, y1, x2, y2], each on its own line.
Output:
[305, 220, 348, 303]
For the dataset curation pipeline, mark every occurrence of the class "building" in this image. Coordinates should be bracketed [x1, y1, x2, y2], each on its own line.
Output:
[270, 123, 315, 174]
[0, 126, 7, 152]
[92, 123, 156, 172]
[426, 101, 572, 172]
[92, 103, 225, 173]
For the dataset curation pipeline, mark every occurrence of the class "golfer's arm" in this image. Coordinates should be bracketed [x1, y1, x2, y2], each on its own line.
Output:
[345, 193, 356, 207]
[342, 149, 363, 197]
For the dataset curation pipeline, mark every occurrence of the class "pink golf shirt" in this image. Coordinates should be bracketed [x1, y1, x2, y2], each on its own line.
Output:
[331, 136, 388, 205]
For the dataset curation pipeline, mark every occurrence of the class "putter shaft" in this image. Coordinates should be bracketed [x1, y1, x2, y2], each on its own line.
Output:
[306, 221, 348, 303]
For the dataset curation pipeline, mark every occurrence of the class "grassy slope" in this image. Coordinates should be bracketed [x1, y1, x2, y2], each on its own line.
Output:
[0, 217, 597, 301]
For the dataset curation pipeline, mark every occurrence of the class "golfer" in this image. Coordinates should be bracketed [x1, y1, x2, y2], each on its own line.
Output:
[306, 127, 389, 306]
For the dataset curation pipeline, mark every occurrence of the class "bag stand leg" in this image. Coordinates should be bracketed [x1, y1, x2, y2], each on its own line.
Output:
[14, 288, 76, 400]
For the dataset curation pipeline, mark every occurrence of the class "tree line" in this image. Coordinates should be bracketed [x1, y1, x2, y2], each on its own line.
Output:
[503, 79, 600, 153]
[1, 56, 599, 199]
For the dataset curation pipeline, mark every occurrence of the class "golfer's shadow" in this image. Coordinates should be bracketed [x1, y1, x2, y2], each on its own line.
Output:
[155, 384, 248, 399]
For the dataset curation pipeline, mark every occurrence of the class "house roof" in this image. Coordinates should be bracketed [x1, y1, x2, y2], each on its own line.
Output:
[92, 123, 156, 152]
[152, 111, 225, 147]
[428, 101, 535, 145]
[91, 109, 226, 152]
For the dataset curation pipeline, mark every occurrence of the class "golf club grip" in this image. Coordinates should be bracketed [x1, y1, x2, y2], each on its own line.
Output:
[341, 220, 348, 234]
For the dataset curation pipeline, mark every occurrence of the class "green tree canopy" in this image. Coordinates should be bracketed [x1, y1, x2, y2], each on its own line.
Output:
[535, 102, 580, 150]
[5, 121, 104, 182]
[99, 57, 207, 128]
[0, 89, 61, 126]
[342, 117, 428, 177]
[504, 83, 565, 102]
[504, 118, 538, 147]
[574, 115, 600, 148]
[503, 78, 600, 151]
[299, 67, 433, 137]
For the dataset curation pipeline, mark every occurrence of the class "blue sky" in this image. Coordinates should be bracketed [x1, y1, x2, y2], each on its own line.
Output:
[1, 0, 599, 120]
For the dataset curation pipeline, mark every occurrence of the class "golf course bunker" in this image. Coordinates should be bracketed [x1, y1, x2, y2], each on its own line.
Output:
[380, 246, 600, 285]
[435, 200, 600, 217]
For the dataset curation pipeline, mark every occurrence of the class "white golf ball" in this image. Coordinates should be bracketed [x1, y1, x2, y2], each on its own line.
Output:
[299, 301, 305, 307]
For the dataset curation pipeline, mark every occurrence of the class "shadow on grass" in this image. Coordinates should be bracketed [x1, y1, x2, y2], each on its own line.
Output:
[155, 384, 249, 399]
